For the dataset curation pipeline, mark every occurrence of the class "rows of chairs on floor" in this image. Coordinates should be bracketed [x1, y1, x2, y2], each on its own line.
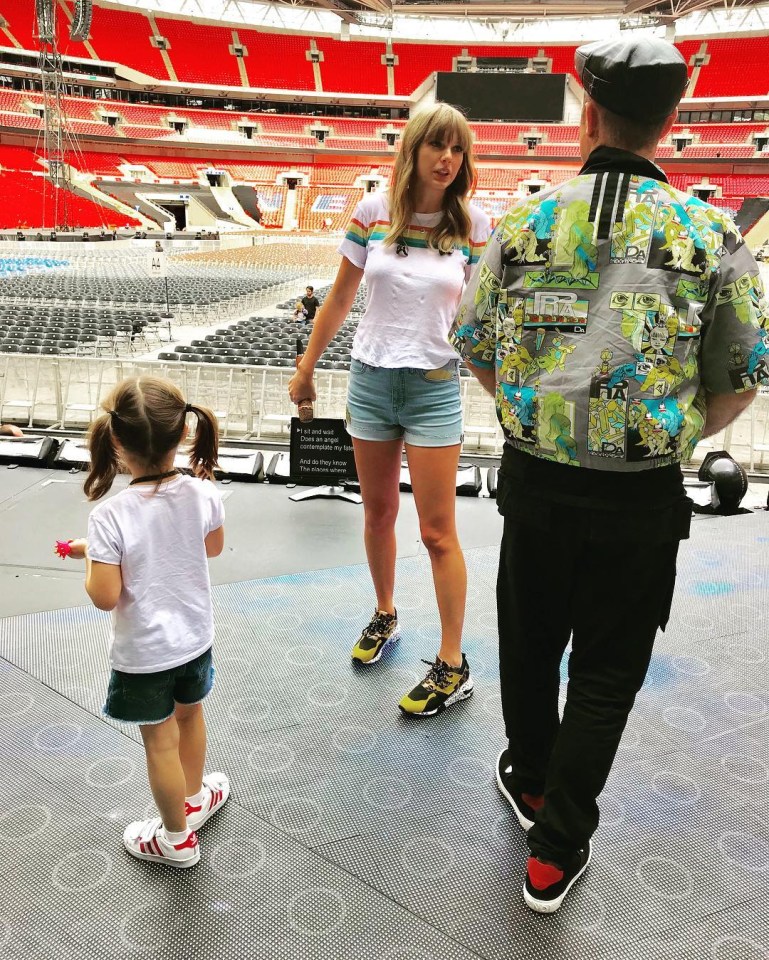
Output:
[0, 277, 270, 308]
[158, 312, 358, 368]
[157, 280, 477, 375]
[0, 269, 301, 309]
[0, 276, 336, 362]
[0, 256, 70, 274]
[0, 305, 165, 356]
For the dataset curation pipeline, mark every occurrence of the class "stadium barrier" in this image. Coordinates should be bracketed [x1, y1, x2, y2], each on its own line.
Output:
[2, 353, 768, 466]
[0, 354, 501, 447]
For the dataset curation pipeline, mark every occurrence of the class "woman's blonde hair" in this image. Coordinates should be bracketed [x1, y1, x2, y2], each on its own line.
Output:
[385, 102, 476, 254]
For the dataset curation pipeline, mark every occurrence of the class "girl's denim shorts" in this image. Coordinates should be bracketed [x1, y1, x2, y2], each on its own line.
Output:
[346, 358, 463, 447]
[103, 648, 214, 726]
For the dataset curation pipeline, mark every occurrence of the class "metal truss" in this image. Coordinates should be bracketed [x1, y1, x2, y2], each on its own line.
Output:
[34, 0, 91, 230]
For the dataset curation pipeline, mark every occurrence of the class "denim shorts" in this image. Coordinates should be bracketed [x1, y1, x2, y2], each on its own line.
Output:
[346, 358, 463, 447]
[103, 648, 214, 726]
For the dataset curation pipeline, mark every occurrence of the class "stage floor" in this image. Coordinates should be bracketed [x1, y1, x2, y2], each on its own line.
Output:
[0, 464, 767, 960]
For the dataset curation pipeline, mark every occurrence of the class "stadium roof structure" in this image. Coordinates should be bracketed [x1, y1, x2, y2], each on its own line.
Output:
[271, 0, 764, 23]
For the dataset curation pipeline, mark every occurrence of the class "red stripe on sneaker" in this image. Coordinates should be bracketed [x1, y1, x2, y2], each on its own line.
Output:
[527, 857, 564, 891]
[174, 831, 198, 851]
[185, 801, 202, 816]
[150, 837, 163, 857]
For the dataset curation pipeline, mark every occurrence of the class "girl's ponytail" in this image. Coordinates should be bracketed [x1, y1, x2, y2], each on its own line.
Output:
[186, 403, 219, 480]
[84, 413, 119, 500]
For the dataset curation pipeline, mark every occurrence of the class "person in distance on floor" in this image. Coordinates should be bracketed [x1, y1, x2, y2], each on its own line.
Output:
[289, 102, 491, 716]
[452, 36, 768, 913]
[59, 376, 230, 869]
[294, 286, 320, 323]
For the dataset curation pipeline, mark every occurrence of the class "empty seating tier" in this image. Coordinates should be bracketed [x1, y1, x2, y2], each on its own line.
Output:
[0, 171, 139, 229]
[85, 5, 169, 79]
[1, 4, 768, 99]
[156, 18, 243, 87]
[691, 37, 769, 98]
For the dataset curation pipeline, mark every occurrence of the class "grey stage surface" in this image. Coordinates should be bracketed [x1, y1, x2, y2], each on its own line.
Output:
[0, 465, 767, 960]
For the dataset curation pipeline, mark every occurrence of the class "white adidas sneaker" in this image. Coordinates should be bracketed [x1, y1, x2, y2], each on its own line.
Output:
[185, 771, 231, 831]
[123, 817, 200, 869]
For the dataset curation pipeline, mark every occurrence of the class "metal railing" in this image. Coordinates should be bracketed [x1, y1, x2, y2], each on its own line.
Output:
[1, 352, 767, 467]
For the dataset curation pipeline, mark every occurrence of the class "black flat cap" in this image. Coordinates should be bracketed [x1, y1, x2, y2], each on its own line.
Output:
[575, 37, 688, 122]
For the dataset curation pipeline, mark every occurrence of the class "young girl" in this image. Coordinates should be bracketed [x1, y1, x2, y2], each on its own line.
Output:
[289, 103, 491, 717]
[60, 375, 228, 868]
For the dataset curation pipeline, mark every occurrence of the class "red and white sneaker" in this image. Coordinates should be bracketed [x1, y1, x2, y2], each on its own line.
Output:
[123, 817, 200, 869]
[523, 842, 592, 913]
[185, 771, 231, 832]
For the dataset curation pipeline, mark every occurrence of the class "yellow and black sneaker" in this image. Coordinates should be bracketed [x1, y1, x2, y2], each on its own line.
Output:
[351, 609, 400, 664]
[398, 654, 474, 716]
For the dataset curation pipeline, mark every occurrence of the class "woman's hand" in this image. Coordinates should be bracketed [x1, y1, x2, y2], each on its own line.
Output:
[288, 366, 317, 406]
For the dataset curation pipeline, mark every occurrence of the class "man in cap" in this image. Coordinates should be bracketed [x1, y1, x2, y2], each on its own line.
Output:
[452, 37, 768, 913]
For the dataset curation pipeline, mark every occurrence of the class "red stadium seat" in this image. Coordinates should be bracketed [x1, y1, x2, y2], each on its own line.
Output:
[691, 37, 769, 98]
[87, 5, 169, 79]
[2, 0, 768, 234]
[156, 18, 242, 86]
[0, 170, 141, 228]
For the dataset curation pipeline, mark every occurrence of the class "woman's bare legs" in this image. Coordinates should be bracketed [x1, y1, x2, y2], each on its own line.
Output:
[352, 437, 404, 614]
[405, 442, 466, 667]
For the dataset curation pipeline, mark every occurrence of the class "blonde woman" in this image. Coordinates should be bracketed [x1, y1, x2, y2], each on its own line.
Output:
[289, 103, 491, 716]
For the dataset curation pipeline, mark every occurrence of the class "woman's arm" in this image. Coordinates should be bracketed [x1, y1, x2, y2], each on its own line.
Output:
[288, 257, 363, 404]
[465, 360, 497, 398]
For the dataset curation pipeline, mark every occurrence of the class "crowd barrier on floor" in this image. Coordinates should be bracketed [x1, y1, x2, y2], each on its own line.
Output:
[1, 352, 768, 466]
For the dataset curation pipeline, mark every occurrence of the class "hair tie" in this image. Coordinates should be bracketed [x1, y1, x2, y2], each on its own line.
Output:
[185, 403, 193, 413]
[109, 409, 119, 422]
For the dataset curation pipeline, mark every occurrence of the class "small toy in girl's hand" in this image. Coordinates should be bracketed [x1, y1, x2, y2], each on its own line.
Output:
[55, 540, 73, 559]
[55, 538, 87, 560]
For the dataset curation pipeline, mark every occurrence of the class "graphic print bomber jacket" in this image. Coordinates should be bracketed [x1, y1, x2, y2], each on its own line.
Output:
[452, 148, 769, 471]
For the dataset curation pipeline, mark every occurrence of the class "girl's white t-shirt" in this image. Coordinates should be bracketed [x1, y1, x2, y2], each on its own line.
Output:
[87, 474, 225, 674]
[338, 191, 491, 369]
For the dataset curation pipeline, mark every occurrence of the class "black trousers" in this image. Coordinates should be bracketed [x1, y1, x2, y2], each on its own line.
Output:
[495, 449, 690, 865]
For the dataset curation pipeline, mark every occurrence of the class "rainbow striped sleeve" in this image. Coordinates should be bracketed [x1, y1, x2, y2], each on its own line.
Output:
[344, 215, 368, 249]
[467, 237, 488, 265]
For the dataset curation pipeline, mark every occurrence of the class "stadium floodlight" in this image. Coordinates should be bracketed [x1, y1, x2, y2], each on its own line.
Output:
[70, 0, 93, 42]
[34, 0, 55, 44]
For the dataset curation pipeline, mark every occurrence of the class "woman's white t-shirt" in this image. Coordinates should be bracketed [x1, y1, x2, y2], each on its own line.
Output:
[87, 474, 225, 674]
[338, 192, 491, 369]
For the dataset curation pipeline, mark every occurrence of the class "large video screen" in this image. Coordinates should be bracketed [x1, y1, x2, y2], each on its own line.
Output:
[435, 72, 566, 123]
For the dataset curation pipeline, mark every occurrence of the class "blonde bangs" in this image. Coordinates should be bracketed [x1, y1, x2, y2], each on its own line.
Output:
[422, 114, 473, 156]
